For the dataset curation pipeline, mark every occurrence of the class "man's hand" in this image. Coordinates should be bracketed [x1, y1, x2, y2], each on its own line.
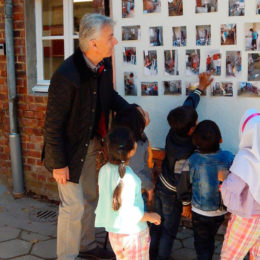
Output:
[53, 166, 69, 185]
[182, 204, 192, 219]
[198, 72, 214, 91]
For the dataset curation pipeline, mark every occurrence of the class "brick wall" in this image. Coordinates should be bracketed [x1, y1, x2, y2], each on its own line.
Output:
[0, 0, 57, 200]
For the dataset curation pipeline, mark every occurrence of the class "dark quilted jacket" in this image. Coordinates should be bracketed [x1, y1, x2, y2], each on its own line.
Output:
[42, 48, 128, 183]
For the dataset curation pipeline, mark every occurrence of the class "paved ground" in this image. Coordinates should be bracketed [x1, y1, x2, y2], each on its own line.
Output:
[0, 179, 227, 260]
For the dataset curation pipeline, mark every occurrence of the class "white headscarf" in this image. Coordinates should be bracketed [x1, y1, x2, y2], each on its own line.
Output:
[230, 109, 260, 203]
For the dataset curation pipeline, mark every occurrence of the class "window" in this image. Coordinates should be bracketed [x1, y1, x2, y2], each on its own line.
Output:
[32, 0, 108, 93]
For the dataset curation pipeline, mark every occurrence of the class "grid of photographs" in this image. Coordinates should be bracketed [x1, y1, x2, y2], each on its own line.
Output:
[120, 1, 260, 98]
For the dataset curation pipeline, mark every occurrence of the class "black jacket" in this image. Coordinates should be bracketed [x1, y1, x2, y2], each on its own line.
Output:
[43, 48, 128, 183]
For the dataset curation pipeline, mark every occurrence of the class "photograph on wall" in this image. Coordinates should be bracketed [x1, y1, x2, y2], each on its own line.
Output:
[141, 82, 158, 96]
[195, 0, 218, 13]
[163, 80, 182, 95]
[150, 27, 163, 46]
[245, 23, 260, 51]
[144, 50, 158, 75]
[226, 51, 242, 77]
[164, 50, 179, 75]
[186, 49, 200, 76]
[257, 0, 260, 14]
[123, 47, 136, 65]
[221, 24, 237, 45]
[124, 72, 137, 96]
[211, 82, 233, 96]
[172, 26, 186, 47]
[186, 81, 206, 96]
[248, 53, 260, 81]
[122, 0, 135, 18]
[206, 49, 221, 76]
[196, 25, 211, 46]
[168, 0, 183, 16]
[143, 0, 161, 13]
[122, 26, 141, 41]
[229, 0, 245, 16]
[238, 82, 260, 97]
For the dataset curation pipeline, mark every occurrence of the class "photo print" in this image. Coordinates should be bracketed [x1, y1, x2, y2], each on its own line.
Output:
[122, 26, 141, 41]
[141, 82, 158, 96]
[172, 26, 186, 47]
[123, 47, 136, 65]
[245, 23, 260, 51]
[221, 24, 237, 45]
[196, 25, 211, 46]
[143, 0, 161, 13]
[124, 72, 137, 96]
[122, 0, 135, 18]
[229, 0, 245, 16]
[238, 82, 260, 97]
[168, 0, 183, 16]
[211, 82, 233, 96]
[150, 27, 163, 46]
[196, 0, 218, 13]
[186, 81, 206, 96]
[226, 51, 242, 77]
[206, 49, 221, 76]
[186, 49, 200, 76]
[144, 50, 158, 75]
[257, 0, 260, 15]
[163, 80, 181, 95]
[164, 50, 179, 75]
[248, 53, 260, 81]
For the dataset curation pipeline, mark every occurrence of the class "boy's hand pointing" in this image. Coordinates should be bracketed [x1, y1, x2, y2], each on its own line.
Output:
[198, 72, 214, 91]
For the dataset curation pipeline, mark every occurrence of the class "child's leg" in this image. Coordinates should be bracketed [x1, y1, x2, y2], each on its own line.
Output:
[250, 236, 260, 260]
[221, 214, 260, 260]
[192, 212, 224, 259]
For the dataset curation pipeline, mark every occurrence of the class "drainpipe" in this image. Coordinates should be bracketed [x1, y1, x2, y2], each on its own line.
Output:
[5, 0, 25, 198]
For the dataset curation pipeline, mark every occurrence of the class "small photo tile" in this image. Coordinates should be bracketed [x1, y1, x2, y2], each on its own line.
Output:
[248, 53, 260, 81]
[122, 26, 141, 41]
[238, 82, 260, 97]
[124, 72, 137, 96]
[172, 26, 186, 47]
[123, 47, 136, 65]
[257, 0, 260, 15]
[186, 81, 206, 96]
[196, 25, 211, 46]
[150, 27, 163, 46]
[122, 0, 135, 18]
[221, 24, 237, 45]
[144, 50, 158, 75]
[168, 0, 183, 16]
[143, 0, 161, 13]
[229, 0, 245, 16]
[196, 0, 218, 13]
[186, 49, 200, 76]
[164, 50, 179, 75]
[163, 80, 182, 95]
[211, 82, 233, 97]
[245, 23, 260, 51]
[226, 51, 242, 77]
[141, 82, 158, 96]
[206, 49, 221, 76]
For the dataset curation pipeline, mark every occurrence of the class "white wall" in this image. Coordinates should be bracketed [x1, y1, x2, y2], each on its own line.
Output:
[112, 0, 260, 154]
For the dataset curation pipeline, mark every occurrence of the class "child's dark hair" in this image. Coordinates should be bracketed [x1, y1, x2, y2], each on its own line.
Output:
[105, 127, 135, 211]
[192, 120, 222, 153]
[114, 104, 146, 142]
[167, 106, 198, 136]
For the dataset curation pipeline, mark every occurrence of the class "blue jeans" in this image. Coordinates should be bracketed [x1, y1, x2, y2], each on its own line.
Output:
[150, 183, 182, 260]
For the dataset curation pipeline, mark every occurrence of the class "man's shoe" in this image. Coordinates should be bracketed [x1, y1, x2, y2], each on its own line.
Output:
[78, 246, 115, 259]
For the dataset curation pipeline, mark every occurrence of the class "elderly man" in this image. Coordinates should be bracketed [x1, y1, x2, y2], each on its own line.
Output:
[43, 14, 128, 260]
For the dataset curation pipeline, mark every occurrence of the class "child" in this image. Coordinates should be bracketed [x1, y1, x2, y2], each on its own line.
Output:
[177, 120, 234, 260]
[150, 72, 213, 260]
[95, 127, 161, 259]
[220, 109, 260, 260]
[114, 104, 154, 210]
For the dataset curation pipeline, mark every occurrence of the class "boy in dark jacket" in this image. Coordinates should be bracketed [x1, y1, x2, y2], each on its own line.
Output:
[150, 72, 213, 260]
